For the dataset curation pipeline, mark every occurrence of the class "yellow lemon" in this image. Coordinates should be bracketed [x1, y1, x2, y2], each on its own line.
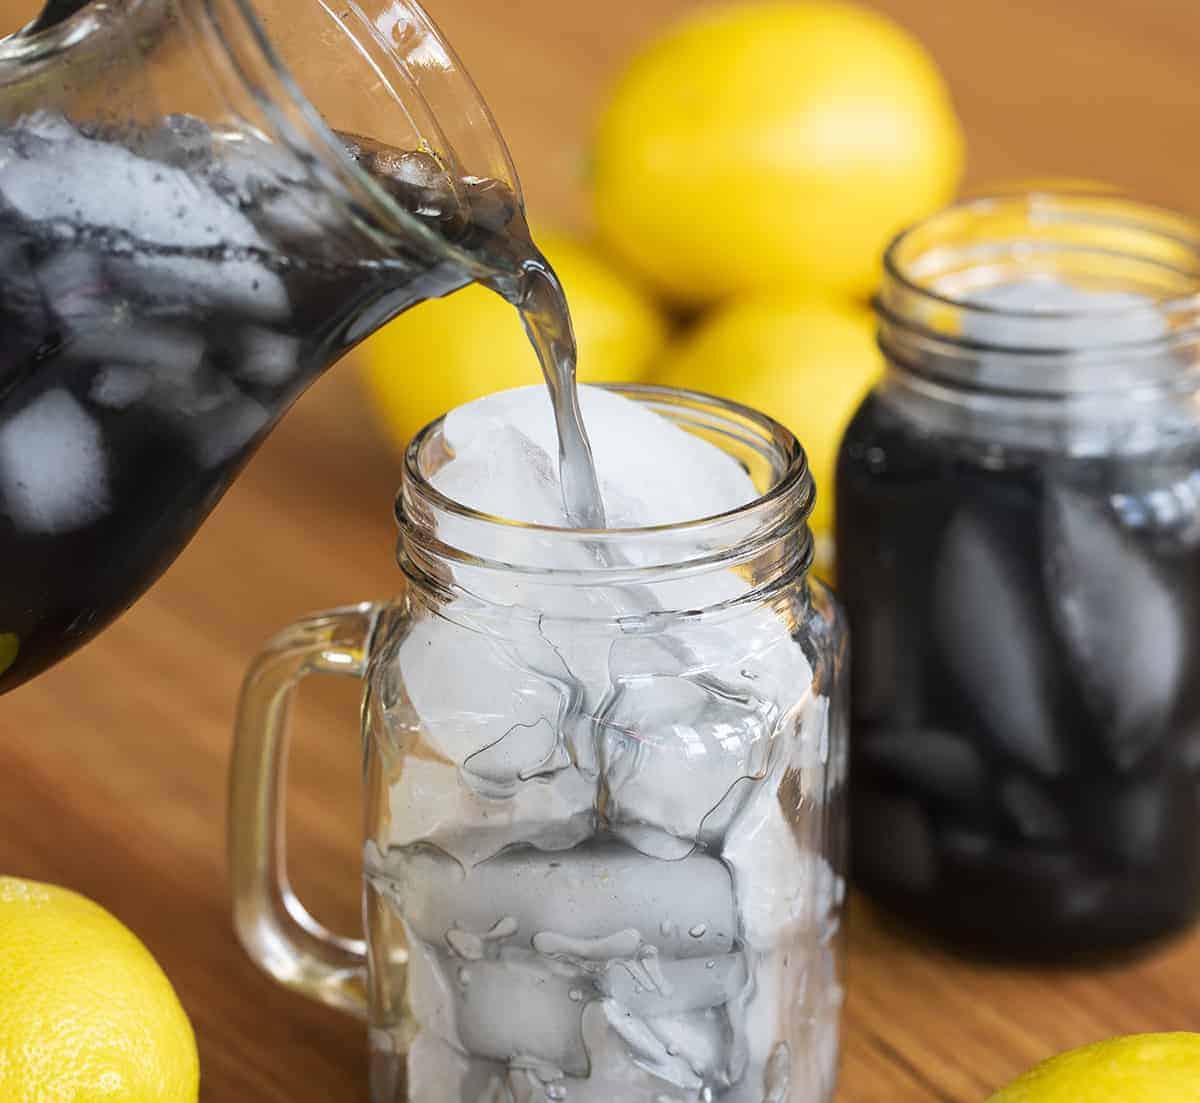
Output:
[359, 233, 669, 450]
[988, 1034, 1200, 1102]
[655, 297, 882, 543]
[0, 877, 198, 1103]
[592, 0, 965, 305]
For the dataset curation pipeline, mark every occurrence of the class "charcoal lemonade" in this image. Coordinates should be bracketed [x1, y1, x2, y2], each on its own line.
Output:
[839, 395, 1200, 955]
[837, 194, 1200, 956]
[0, 117, 600, 693]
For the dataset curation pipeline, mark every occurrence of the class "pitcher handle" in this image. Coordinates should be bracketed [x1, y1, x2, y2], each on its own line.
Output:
[228, 602, 383, 1019]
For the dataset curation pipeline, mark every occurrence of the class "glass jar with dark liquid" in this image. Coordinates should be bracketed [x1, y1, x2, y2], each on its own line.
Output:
[837, 193, 1200, 957]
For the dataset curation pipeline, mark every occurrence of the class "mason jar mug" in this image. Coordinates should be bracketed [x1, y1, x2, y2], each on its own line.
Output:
[229, 386, 849, 1102]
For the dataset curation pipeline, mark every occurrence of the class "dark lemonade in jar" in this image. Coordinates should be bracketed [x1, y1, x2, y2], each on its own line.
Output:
[838, 194, 1200, 956]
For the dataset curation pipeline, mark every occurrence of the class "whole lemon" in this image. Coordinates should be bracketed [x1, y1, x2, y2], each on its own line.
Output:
[592, 0, 965, 305]
[0, 877, 198, 1103]
[989, 1034, 1200, 1102]
[655, 297, 882, 542]
[359, 233, 669, 450]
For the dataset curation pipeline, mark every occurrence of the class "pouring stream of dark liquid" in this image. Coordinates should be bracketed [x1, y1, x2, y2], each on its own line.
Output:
[339, 133, 605, 529]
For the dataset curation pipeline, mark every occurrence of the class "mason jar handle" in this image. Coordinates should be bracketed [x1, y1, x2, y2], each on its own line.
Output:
[228, 602, 382, 1019]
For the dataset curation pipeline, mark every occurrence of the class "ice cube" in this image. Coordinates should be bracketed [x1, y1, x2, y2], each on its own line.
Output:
[438, 385, 757, 529]
[599, 640, 777, 860]
[56, 304, 205, 379]
[33, 244, 107, 319]
[134, 113, 215, 173]
[434, 421, 570, 529]
[443, 957, 590, 1076]
[724, 950, 803, 1103]
[0, 390, 110, 533]
[4, 114, 288, 319]
[998, 775, 1069, 843]
[0, 232, 52, 367]
[89, 366, 153, 410]
[965, 279, 1169, 350]
[385, 756, 595, 867]
[597, 609, 817, 862]
[392, 581, 600, 865]
[579, 999, 704, 1096]
[208, 128, 351, 248]
[406, 929, 460, 1050]
[934, 509, 1068, 776]
[600, 953, 748, 1018]
[858, 728, 989, 808]
[235, 327, 303, 387]
[723, 699, 838, 946]
[376, 840, 736, 962]
[340, 134, 464, 227]
[641, 1009, 730, 1083]
[398, 610, 578, 790]
[1042, 485, 1184, 767]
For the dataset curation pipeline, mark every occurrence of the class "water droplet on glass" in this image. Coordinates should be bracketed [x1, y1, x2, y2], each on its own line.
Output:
[568, 988, 584, 1003]
[689, 924, 707, 939]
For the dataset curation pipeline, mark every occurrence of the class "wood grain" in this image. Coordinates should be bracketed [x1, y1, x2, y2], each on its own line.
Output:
[3, 1, 1200, 1100]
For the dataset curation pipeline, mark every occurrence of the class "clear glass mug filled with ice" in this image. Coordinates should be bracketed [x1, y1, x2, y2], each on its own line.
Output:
[229, 384, 848, 1103]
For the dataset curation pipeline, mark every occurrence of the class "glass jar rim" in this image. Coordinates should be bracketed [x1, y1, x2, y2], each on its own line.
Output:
[397, 384, 814, 584]
[881, 191, 1200, 337]
[874, 191, 1200, 412]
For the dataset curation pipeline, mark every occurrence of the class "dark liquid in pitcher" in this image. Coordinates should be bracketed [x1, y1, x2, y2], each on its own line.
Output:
[0, 115, 597, 694]
[838, 393, 1200, 956]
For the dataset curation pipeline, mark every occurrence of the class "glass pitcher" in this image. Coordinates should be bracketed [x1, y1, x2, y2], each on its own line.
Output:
[228, 386, 849, 1103]
[0, 0, 525, 693]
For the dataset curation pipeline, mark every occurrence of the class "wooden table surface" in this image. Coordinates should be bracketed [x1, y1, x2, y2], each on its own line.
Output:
[4, 1, 1200, 1100]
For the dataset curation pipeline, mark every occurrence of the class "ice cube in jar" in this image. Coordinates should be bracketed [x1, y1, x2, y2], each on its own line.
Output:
[838, 193, 1200, 957]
